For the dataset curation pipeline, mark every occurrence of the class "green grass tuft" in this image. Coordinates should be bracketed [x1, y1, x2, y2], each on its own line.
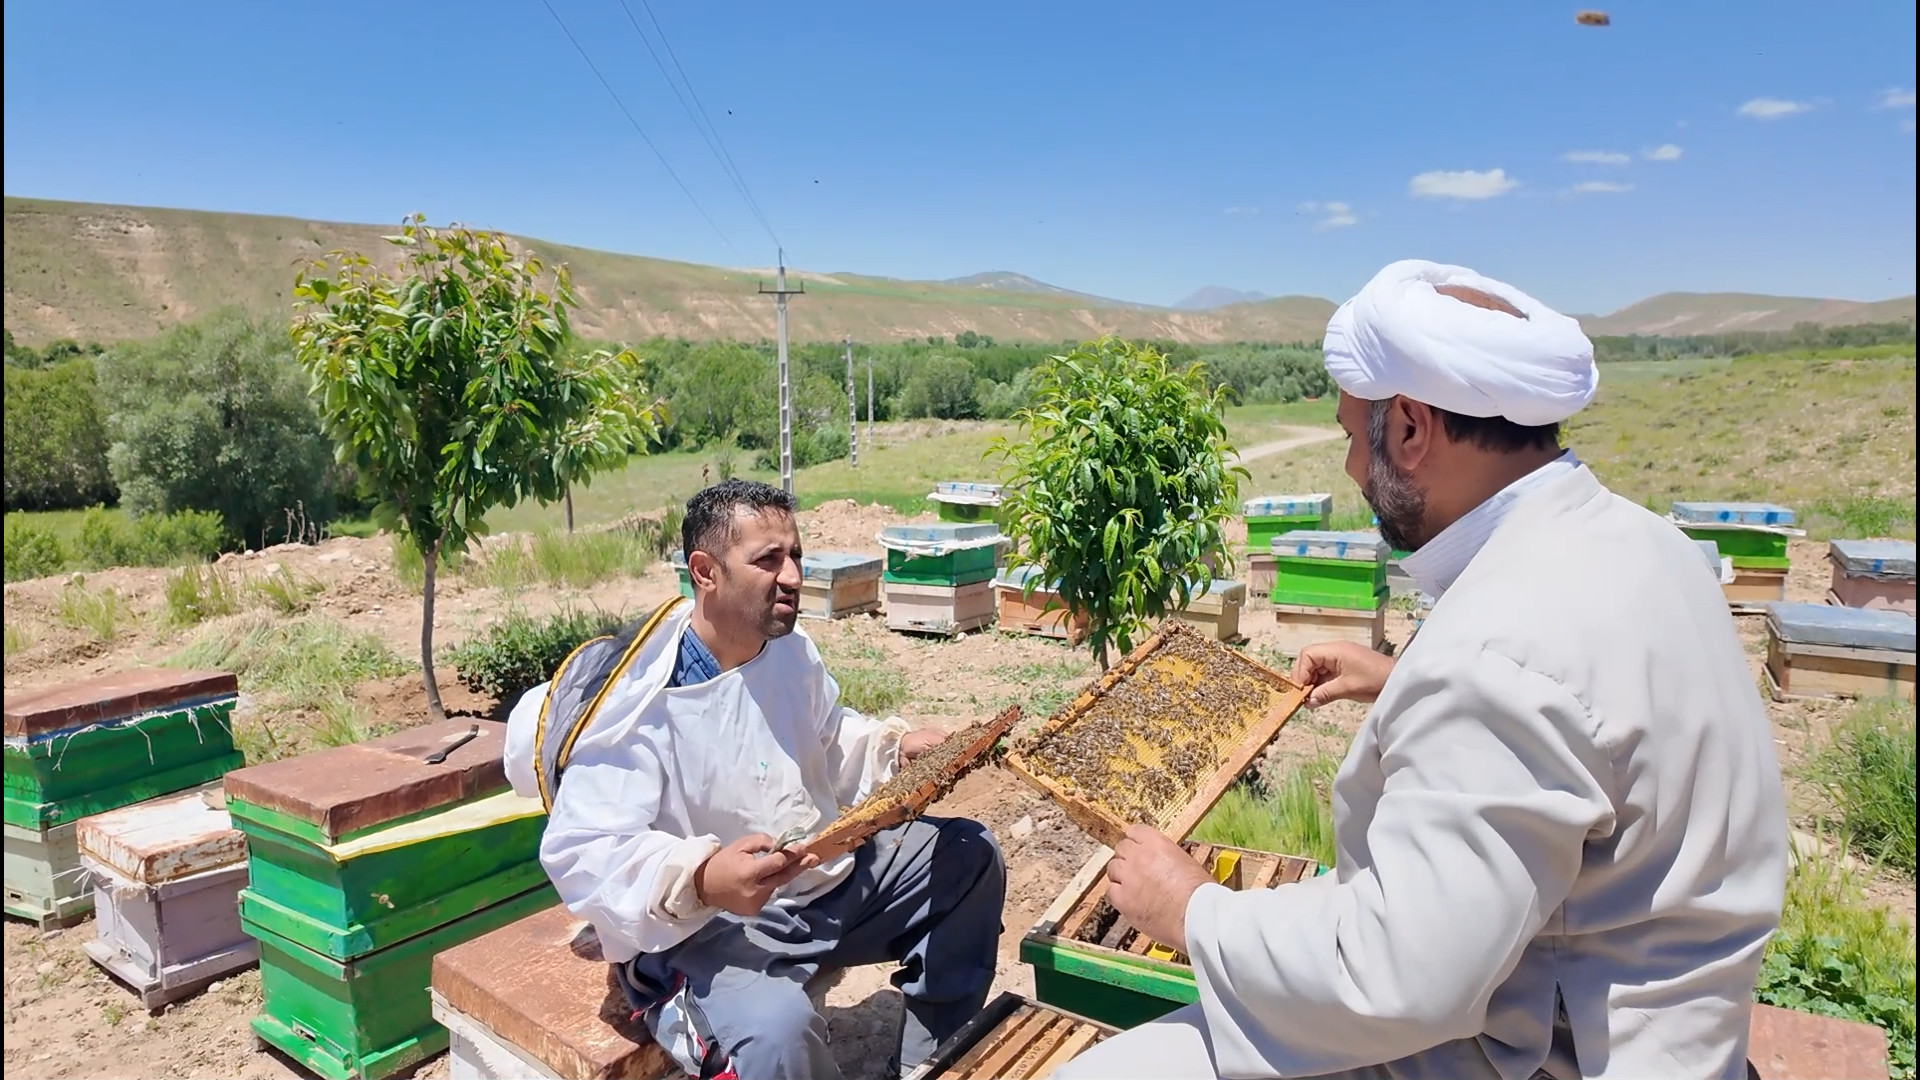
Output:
[56, 579, 127, 643]
[1809, 700, 1917, 876]
[169, 612, 409, 715]
[835, 664, 911, 716]
[254, 566, 324, 615]
[1758, 839, 1917, 1080]
[3, 622, 33, 657]
[163, 564, 242, 626]
[1192, 755, 1339, 867]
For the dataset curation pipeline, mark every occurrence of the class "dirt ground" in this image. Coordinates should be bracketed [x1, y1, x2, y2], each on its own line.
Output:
[2, 502, 1912, 1080]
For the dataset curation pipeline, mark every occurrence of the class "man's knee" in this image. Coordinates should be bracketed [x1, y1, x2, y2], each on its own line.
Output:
[714, 978, 830, 1074]
[933, 816, 1006, 889]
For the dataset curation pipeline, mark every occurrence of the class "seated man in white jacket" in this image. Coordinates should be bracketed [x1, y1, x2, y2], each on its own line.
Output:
[1063, 262, 1787, 1080]
[504, 480, 1005, 1080]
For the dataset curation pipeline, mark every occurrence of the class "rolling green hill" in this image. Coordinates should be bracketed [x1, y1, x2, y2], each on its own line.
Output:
[1579, 291, 1915, 336]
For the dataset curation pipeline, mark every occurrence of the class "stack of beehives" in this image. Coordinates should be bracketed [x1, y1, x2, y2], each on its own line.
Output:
[222, 720, 554, 1080]
[1239, 494, 1331, 595]
[880, 522, 1003, 635]
[4, 669, 243, 929]
[1267, 530, 1391, 656]
[1669, 501, 1802, 609]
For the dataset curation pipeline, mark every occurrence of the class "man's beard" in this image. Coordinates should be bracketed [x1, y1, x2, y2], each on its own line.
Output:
[762, 604, 798, 639]
[1366, 400, 1429, 552]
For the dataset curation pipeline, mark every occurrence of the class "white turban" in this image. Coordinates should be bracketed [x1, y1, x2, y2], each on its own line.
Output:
[1321, 260, 1598, 425]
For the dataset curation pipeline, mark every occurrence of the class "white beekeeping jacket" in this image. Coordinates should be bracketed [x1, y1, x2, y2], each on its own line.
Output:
[504, 603, 909, 963]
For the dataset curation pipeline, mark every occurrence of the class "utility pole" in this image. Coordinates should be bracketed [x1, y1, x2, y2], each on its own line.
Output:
[866, 354, 874, 454]
[758, 251, 804, 495]
[844, 335, 858, 469]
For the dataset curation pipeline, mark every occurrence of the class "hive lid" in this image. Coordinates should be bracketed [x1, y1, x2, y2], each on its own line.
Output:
[76, 787, 245, 884]
[882, 522, 1001, 543]
[1767, 603, 1916, 653]
[1271, 530, 1390, 563]
[930, 481, 1004, 505]
[802, 551, 883, 581]
[1829, 539, 1916, 580]
[994, 564, 1062, 591]
[432, 904, 672, 1080]
[4, 668, 238, 738]
[223, 719, 509, 842]
[1669, 501, 1797, 527]
[1242, 493, 1332, 518]
[670, 550, 688, 571]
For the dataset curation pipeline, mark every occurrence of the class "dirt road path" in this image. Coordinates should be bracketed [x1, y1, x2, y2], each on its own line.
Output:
[1229, 426, 1342, 465]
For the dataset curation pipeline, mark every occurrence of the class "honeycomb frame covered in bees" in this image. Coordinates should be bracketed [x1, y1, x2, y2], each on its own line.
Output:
[1003, 621, 1308, 848]
[804, 705, 1021, 861]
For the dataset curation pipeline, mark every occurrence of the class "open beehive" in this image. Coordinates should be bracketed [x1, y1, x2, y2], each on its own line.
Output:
[805, 706, 1021, 861]
[1004, 622, 1307, 848]
[1022, 842, 1320, 1028]
[907, 991, 1116, 1080]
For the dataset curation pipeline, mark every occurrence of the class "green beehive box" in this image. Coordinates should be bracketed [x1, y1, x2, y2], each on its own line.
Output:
[1022, 844, 1324, 1029]
[4, 669, 242, 831]
[670, 551, 694, 598]
[1241, 494, 1333, 552]
[1677, 526, 1791, 571]
[246, 882, 557, 1080]
[225, 721, 547, 961]
[1270, 531, 1391, 611]
[881, 523, 1001, 587]
[929, 482, 1007, 526]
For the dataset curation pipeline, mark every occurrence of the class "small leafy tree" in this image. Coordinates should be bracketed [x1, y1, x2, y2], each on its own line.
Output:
[293, 216, 616, 719]
[547, 342, 666, 532]
[993, 337, 1245, 669]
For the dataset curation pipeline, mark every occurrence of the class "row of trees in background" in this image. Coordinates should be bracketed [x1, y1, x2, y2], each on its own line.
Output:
[1591, 320, 1915, 364]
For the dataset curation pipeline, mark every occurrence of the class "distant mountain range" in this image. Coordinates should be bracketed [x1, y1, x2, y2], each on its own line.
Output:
[3, 197, 1911, 346]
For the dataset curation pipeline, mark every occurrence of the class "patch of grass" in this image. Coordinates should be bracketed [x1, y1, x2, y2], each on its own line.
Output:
[163, 564, 242, 626]
[470, 529, 654, 592]
[1757, 840, 1917, 1080]
[313, 696, 377, 748]
[169, 613, 410, 714]
[1805, 495, 1917, 540]
[254, 566, 324, 615]
[836, 664, 911, 716]
[4, 622, 32, 658]
[991, 657, 1093, 718]
[56, 579, 128, 643]
[1192, 755, 1339, 866]
[323, 516, 380, 539]
[391, 535, 468, 592]
[1809, 700, 1916, 876]
[102, 1001, 126, 1026]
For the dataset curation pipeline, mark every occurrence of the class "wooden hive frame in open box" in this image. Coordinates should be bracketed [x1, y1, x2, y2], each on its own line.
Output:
[804, 705, 1021, 861]
[1003, 622, 1308, 848]
[907, 991, 1117, 1080]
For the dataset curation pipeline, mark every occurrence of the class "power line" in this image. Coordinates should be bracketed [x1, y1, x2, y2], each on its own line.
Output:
[618, 0, 781, 249]
[535, 0, 741, 260]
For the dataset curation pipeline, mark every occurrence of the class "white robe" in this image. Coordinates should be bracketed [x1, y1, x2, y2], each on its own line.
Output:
[1066, 465, 1787, 1080]
[503, 605, 909, 963]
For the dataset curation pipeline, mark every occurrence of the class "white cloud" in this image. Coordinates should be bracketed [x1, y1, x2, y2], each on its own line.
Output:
[1223, 206, 1259, 217]
[1878, 87, 1917, 110]
[1738, 97, 1815, 120]
[1297, 201, 1359, 230]
[1642, 143, 1684, 162]
[1562, 150, 1630, 165]
[1563, 180, 1635, 196]
[1408, 168, 1519, 200]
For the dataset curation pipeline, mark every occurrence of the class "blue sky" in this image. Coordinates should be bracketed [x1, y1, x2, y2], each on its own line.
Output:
[5, 1, 1914, 314]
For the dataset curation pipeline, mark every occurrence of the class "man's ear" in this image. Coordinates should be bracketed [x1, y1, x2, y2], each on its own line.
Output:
[687, 548, 722, 591]
[1390, 396, 1439, 472]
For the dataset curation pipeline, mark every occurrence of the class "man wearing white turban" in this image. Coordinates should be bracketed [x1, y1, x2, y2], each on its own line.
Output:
[1062, 261, 1787, 1080]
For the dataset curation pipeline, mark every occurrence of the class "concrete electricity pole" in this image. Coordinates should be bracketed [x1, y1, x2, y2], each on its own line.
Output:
[866, 353, 875, 454]
[845, 335, 858, 469]
[758, 251, 804, 495]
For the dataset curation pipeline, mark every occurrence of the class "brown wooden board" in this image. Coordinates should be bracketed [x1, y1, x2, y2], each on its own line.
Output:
[431, 903, 673, 1080]
[917, 994, 1117, 1080]
[1004, 622, 1306, 848]
[222, 720, 508, 840]
[5, 669, 238, 737]
[805, 706, 1021, 862]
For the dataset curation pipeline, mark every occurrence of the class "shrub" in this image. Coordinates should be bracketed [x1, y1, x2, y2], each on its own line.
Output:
[448, 607, 630, 702]
[73, 507, 226, 569]
[1810, 700, 1917, 876]
[95, 309, 337, 547]
[3, 358, 117, 511]
[1756, 841, 1916, 1079]
[3, 517, 67, 581]
[897, 355, 980, 419]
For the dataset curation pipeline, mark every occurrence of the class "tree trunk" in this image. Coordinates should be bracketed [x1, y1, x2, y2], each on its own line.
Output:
[564, 485, 575, 534]
[420, 546, 447, 722]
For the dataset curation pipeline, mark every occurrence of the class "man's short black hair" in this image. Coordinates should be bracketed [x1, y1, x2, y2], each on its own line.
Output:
[1435, 410, 1563, 454]
[681, 479, 797, 559]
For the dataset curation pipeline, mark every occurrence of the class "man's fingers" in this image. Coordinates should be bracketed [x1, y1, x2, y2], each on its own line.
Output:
[1306, 674, 1357, 707]
[737, 832, 776, 854]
